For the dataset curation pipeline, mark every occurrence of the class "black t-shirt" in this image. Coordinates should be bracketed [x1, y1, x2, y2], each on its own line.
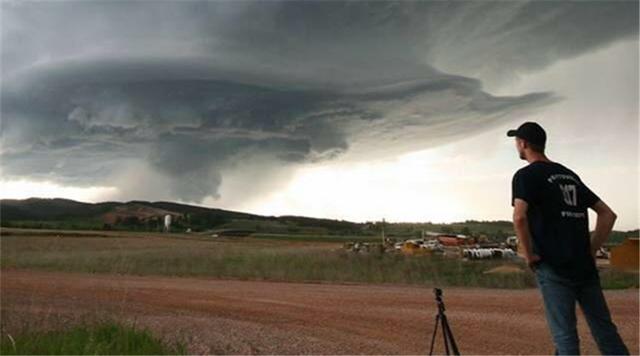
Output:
[511, 161, 600, 280]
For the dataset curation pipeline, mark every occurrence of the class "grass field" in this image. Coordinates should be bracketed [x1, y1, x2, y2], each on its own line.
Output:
[2, 229, 637, 289]
[0, 321, 185, 355]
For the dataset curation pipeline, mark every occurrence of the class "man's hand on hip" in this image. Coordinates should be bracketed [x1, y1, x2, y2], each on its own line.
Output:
[525, 253, 541, 271]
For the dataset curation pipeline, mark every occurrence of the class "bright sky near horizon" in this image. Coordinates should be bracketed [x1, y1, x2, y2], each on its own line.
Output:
[1, 1, 638, 230]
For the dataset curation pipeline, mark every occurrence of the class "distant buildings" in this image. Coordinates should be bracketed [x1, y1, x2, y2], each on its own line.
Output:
[436, 234, 476, 247]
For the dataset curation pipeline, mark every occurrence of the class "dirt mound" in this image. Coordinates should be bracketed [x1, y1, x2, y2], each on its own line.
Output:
[483, 264, 525, 274]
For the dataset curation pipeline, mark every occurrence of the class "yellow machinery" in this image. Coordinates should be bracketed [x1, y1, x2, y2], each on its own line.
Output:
[401, 241, 433, 256]
[610, 238, 639, 272]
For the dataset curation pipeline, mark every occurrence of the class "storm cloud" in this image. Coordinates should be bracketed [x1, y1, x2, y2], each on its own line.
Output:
[1, 1, 637, 202]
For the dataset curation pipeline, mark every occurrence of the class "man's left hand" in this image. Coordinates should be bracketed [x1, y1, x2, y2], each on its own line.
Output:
[526, 253, 542, 271]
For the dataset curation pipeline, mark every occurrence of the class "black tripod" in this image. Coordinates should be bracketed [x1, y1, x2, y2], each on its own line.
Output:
[428, 288, 460, 355]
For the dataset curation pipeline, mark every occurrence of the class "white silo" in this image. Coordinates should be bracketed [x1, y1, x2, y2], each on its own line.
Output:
[163, 214, 172, 232]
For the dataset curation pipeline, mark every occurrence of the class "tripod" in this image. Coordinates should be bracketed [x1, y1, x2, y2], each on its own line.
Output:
[429, 288, 460, 355]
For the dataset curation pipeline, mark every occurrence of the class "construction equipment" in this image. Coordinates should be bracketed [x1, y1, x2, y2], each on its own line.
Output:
[610, 238, 639, 272]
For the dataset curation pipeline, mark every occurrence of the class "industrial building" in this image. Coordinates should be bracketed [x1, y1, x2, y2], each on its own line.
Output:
[610, 237, 639, 272]
[436, 234, 476, 247]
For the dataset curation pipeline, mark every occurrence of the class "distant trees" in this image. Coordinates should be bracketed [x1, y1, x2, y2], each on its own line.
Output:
[189, 213, 230, 229]
[121, 216, 140, 227]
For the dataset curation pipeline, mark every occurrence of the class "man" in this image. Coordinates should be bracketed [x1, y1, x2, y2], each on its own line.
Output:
[508, 122, 629, 355]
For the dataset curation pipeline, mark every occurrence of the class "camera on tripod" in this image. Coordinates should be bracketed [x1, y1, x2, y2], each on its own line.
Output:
[434, 288, 443, 304]
[429, 288, 460, 355]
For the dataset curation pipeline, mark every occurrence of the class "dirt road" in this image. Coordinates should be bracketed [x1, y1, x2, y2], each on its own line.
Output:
[2, 269, 637, 354]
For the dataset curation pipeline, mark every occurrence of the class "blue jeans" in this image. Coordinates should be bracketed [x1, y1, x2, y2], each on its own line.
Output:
[534, 261, 629, 355]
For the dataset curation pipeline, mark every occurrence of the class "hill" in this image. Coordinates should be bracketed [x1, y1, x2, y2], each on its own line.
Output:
[0, 198, 361, 235]
[1, 198, 636, 243]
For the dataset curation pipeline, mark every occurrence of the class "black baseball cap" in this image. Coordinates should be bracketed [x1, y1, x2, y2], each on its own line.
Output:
[507, 122, 546, 146]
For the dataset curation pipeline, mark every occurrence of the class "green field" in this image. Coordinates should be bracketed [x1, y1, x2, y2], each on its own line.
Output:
[2, 229, 637, 289]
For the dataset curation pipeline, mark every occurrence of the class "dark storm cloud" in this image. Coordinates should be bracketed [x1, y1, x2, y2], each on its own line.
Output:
[1, 1, 637, 202]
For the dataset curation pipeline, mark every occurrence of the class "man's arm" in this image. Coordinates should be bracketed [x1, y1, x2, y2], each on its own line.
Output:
[590, 200, 617, 256]
[512, 198, 541, 269]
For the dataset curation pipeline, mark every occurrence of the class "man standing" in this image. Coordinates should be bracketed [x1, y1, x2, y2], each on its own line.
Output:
[508, 122, 629, 355]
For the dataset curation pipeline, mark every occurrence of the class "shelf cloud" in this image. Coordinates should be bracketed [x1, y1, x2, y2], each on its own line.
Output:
[1, 1, 637, 202]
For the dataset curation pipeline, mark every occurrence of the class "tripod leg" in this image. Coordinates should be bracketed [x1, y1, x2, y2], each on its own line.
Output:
[441, 314, 450, 355]
[442, 315, 460, 356]
[445, 325, 460, 356]
[429, 314, 440, 356]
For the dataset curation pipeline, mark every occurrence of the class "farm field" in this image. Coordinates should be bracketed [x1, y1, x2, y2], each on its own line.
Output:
[1, 228, 638, 354]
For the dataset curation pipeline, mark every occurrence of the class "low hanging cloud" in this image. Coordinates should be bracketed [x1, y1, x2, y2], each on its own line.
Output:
[1, 1, 637, 202]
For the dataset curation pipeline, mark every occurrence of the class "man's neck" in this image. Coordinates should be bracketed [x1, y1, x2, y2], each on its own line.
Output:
[526, 153, 551, 164]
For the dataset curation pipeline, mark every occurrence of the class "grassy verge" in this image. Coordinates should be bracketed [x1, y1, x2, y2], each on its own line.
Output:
[598, 269, 640, 289]
[0, 233, 536, 288]
[0, 321, 185, 355]
[2, 234, 637, 289]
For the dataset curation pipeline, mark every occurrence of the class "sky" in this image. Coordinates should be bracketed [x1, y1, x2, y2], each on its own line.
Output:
[1, 1, 638, 230]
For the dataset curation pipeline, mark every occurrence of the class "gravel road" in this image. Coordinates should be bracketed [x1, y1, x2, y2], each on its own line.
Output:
[2, 270, 637, 354]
